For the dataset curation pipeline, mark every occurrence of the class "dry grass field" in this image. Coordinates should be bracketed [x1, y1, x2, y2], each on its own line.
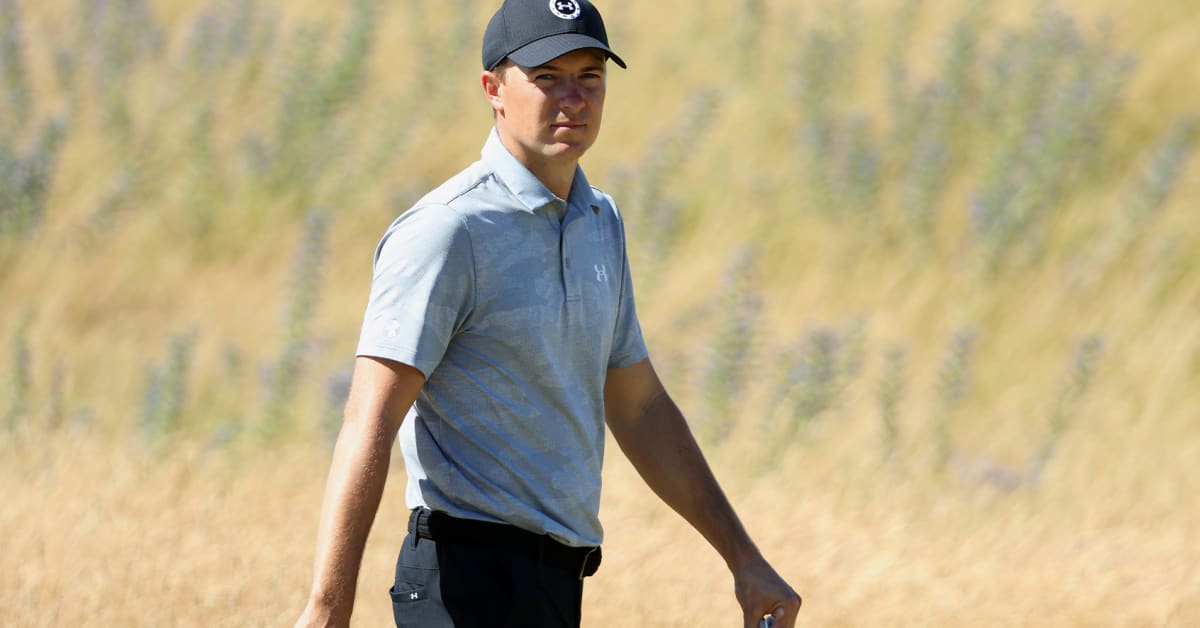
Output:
[3, 431, 1199, 627]
[3, 0, 1200, 625]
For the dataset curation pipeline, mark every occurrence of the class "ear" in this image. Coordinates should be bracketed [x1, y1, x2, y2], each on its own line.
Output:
[481, 69, 504, 116]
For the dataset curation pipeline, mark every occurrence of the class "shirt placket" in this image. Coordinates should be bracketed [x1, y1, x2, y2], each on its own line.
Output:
[560, 202, 584, 304]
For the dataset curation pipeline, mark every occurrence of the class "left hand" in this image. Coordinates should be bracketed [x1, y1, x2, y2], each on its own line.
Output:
[733, 555, 802, 628]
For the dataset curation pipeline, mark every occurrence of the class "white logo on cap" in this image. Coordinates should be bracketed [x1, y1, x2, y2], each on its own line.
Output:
[550, 0, 581, 20]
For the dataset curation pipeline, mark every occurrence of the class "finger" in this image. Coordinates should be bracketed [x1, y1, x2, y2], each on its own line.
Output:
[754, 605, 784, 628]
[744, 607, 771, 628]
[774, 595, 803, 628]
[747, 616, 773, 628]
[748, 605, 783, 628]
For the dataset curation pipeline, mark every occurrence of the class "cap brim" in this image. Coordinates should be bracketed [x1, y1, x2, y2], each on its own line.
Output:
[506, 33, 626, 69]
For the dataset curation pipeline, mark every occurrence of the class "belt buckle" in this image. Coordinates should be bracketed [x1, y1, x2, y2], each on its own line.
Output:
[578, 546, 599, 580]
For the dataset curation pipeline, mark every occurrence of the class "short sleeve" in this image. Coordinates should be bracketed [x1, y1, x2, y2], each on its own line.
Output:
[606, 208, 649, 370]
[356, 204, 475, 378]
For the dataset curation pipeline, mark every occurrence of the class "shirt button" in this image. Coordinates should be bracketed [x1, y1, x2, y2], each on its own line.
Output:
[565, 258, 572, 269]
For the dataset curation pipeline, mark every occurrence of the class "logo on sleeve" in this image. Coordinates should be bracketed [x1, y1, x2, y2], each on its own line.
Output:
[550, 0, 581, 19]
[594, 263, 609, 283]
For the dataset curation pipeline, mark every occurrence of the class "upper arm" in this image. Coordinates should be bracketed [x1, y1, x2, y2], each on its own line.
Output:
[603, 357, 666, 428]
[343, 355, 426, 436]
[605, 197, 648, 371]
[356, 205, 475, 379]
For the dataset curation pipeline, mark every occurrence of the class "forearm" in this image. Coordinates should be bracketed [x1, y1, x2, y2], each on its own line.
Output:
[609, 391, 761, 571]
[304, 416, 396, 619]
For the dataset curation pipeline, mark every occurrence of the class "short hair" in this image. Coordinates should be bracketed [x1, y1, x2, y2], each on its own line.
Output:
[491, 58, 516, 83]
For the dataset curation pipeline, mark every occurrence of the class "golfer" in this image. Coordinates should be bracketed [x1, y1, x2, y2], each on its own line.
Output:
[295, 1, 800, 626]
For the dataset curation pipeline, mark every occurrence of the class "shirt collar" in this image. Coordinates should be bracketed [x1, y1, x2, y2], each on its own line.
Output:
[481, 128, 592, 215]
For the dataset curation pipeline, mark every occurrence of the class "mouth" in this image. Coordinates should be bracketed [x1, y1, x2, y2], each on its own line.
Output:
[551, 122, 586, 130]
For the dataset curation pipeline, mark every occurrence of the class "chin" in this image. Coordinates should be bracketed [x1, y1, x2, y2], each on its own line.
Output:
[544, 143, 591, 159]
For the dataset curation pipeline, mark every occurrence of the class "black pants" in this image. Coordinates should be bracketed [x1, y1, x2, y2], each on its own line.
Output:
[389, 531, 586, 627]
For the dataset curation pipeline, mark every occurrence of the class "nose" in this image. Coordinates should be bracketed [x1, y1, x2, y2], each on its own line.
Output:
[557, 80, 585, 111]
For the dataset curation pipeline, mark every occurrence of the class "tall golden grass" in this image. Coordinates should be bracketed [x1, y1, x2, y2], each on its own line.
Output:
[3, 434, 1198, 626]
[2, 0, 1199, 625]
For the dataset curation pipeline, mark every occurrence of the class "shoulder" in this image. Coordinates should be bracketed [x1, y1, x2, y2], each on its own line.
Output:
[378, 159, 502, 248]
[416, 159, 535, 226]
[413, 160, 493, 207]
[375, 203, 473, 267]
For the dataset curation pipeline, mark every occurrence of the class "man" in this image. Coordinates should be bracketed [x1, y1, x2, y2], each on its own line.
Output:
[296, 1, 801, 626]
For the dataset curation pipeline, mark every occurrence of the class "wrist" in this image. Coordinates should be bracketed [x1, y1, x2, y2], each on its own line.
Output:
[306, 589, 350, 618]
[724, 540, 765, 574]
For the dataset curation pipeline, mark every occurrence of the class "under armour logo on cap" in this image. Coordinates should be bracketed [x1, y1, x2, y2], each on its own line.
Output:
[549, 0, 581, 19]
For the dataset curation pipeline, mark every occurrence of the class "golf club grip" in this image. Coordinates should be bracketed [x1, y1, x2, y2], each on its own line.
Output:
[759, 617, 774, 628]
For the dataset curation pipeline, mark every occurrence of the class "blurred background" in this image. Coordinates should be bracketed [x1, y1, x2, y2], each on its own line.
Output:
[1, 0, 1198, 625]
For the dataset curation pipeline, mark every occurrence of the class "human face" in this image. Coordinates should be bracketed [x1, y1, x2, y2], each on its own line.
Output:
[483, 49, 607, 176]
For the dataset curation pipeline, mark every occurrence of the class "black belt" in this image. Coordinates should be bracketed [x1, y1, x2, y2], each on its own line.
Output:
[407, 508, 602, 579]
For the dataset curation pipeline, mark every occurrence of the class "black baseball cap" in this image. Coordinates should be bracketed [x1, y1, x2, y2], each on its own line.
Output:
[482, 0, 626, 71]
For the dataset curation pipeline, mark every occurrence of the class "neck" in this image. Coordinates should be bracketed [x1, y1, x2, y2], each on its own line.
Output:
[529, 163, 576, 200]
[497, 133, 578, 200]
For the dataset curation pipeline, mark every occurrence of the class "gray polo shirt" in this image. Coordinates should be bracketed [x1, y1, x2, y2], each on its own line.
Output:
[356, 128, 648, 547]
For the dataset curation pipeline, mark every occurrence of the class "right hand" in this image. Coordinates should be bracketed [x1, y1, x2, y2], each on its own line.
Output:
[733, 555, 802, 628]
